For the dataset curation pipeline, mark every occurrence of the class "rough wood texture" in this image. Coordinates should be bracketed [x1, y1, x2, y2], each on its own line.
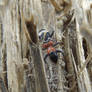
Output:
[30, 46, 50, 92]
[64, 29, 77, 92]
[0, 0, 92, 92]
[22, 0, 50, 92]
[75, 20, 91, 92]
[0, 77, 7, 92]
[24, 15, 50, 92]
[2, 0, 24, 92]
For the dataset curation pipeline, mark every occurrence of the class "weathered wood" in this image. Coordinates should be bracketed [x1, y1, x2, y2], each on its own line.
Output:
[80, 23, 92, 48]
[0, 77, 8, 92]
[2, 0, 25, 92]
[23, 15, 50, 92]
[22, 0, 50, 92]
[75, 19, 92, 92]
[0, 0, 92, 92]
[1, 43, 7, 89]
[55, 21, 66, 92]
[64, 29, 77, 92]
[31, 46, 50, 92]
[49, 0, 62, 12]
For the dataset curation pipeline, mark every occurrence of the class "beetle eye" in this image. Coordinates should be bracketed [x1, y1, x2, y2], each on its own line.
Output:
[39, 36, 43, 40]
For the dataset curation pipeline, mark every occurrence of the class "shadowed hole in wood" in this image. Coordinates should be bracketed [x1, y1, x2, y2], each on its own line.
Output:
[0, 77, 8, 92]
[82, 38, 88, 59]
[25, 16, 38, 44]
[2, 46, 8, 89]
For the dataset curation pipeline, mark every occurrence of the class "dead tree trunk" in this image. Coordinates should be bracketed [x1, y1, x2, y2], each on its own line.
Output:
[0, 0, 49, 92]
[0, 0, 92, 92]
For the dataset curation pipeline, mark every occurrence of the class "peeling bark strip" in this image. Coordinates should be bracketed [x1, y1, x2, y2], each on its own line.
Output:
[64, 29, 77, 92]
[2, 0, 24, 92]
[24, 16, 50, 92]
[30, 47, 50, 92]
[75, 19, 92, 92]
